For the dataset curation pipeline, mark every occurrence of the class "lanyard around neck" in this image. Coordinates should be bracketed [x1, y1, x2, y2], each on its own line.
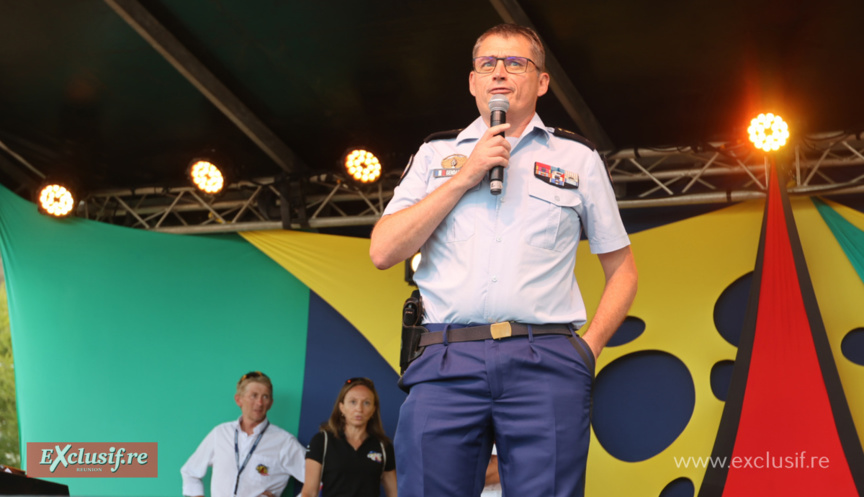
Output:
[234, 420, 269, 496]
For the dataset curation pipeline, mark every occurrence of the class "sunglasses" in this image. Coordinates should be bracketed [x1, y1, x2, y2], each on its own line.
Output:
[345, 377, 374, 387]
[238, 371, 269, 383]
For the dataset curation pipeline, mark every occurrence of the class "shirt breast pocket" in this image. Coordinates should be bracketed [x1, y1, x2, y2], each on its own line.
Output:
[427, 177, 479, 243]
[248, 456, 280, 484]
[525, 181, 582, 251]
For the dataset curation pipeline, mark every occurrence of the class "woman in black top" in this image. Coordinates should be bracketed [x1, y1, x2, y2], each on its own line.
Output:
[301, 377, 397, 497]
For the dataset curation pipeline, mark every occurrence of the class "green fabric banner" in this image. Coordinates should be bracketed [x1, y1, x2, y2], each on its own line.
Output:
[0, 185, 309, 496]
[813, 197, 864, 283]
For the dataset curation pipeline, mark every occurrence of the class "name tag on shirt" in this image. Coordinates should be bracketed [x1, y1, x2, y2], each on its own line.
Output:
[433, 168, 459, 178]
[534, 162, 578, 189]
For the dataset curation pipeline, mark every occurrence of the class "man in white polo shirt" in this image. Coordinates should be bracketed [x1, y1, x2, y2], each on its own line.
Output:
[181, 371, 306, 497]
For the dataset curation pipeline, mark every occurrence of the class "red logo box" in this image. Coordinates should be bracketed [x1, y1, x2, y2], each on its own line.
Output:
[26, 443, 158, 478]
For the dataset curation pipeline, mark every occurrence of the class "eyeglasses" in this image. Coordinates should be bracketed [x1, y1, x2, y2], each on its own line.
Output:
[238, 371, 268, 383]
[345, 377, 374, 387]
[472, 56, 538, 74]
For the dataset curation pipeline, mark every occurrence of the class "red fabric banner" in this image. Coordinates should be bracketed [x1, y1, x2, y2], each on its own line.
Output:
[722, 166, 858, 495]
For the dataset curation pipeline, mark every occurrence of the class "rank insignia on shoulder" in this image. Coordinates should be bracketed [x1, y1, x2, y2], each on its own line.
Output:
[424, 129, 462, 142]
[534, 162, 578, 188]
[441, 154, 467, 169]
[551, 128, 596, 151]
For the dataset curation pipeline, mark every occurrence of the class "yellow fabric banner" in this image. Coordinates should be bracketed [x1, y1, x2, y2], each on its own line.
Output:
[241, 230, 409, 371]
[242, 200, 864, 495]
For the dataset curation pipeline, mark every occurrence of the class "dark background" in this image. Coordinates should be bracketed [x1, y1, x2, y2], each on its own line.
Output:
[1, 0, 863, 232]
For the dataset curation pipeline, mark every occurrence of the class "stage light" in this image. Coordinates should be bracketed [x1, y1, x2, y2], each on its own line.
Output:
[748, 113, 790, 152]
[36, 182, 77, 217]
[188, 159, 225, 194]
[344, 149, 381, 184]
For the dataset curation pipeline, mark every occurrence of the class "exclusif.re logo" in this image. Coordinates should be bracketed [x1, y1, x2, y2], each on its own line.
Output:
[26, 443, 158, 478]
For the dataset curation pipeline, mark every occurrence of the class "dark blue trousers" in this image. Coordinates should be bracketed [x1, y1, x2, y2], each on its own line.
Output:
[395, 327, 595, 497]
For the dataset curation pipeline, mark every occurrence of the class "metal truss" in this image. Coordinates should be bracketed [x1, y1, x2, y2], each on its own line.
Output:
[79, 132, 864, 234]
[607, 131, 864, 208]
[80, 173, 396, 234]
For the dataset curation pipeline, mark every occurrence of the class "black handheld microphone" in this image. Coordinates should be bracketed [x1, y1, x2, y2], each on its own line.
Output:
[488, 95, 510, 195]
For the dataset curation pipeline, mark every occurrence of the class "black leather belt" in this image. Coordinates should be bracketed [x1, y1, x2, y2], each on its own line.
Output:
[418, 322, 572, 347]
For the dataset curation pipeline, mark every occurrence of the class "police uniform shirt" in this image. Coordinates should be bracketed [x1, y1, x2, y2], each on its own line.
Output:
[306, 431, 396, 497]
[180, 418, 306, 497]
[383, 114, 630, 327]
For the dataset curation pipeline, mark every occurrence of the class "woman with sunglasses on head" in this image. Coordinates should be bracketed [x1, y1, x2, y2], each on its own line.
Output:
[301, 377, 397, 497]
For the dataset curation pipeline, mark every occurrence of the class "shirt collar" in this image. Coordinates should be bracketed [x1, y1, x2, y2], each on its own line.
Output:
[235, 416, 269, 435]
[456, 113, 551, 145]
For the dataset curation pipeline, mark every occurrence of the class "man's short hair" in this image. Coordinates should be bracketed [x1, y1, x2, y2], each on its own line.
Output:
[236, 371, 272, 395]
[472, 23, 546, 71]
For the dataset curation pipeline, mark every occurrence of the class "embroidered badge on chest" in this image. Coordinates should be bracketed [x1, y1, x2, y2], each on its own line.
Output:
[534, 162, 578, 189]
[441, 154, 467, 169]
[367, 451, 383, 463]
[256, 464, 269, 475]
[432, 154, 467, 179]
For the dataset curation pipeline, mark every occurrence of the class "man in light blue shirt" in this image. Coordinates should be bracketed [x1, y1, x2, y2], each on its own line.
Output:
[370, 23, 637, 497]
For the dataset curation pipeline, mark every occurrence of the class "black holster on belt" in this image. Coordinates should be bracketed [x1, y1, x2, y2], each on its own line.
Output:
[399, 290, 427, 375]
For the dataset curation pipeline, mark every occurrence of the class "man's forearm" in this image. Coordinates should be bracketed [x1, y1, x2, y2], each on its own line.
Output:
[369, 173, 473, 269]
[180, 464, 206, 496]
[580, 246, 638, 357]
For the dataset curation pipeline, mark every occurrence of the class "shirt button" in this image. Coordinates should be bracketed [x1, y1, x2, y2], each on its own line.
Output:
[496, 236, 502, 242]
[554, 195, 560, 202]
[492, 276, 498, 282]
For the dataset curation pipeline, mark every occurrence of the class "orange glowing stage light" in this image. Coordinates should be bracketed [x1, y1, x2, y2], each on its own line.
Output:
[37, 182, 77, 217]
[748, 113, 790, 152]
[188, 160, 226, 194]
[344, 149, 382, 184]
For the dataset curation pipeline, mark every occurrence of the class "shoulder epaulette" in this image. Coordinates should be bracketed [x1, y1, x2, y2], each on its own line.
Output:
[551, 128, 596, 151]
[424, 129, 463, 143]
